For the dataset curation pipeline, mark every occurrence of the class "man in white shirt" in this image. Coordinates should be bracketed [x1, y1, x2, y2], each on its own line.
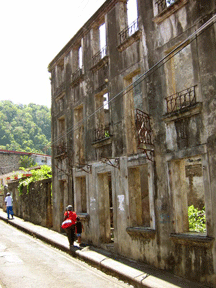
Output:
[5, 192, 14, 220]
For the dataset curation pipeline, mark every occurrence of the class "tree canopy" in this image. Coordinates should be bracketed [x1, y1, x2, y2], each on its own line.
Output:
[0, 101, 51, 155]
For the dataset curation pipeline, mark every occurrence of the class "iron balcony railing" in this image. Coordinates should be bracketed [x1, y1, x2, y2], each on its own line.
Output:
[165, 85, 196, 113]
[54, 81, 66, 97]
[92, 46, 107, 67]
[71, 67, 83, 83]
[155, 0, 176, 13]
[136, 109, 153, 148]
[94, 125, 110, 142]
[119, 19, 139, 45]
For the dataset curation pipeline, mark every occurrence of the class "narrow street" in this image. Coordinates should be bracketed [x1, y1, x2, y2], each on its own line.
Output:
[0, 221, 132, 288]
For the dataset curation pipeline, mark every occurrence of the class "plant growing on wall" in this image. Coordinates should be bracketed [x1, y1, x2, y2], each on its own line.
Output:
[18, 165, 52, 195]
[19, 155, 37, 169]
[188, 205, 206, 233]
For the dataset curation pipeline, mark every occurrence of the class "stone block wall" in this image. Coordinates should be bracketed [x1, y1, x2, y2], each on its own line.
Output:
[7, 178, 53, 228]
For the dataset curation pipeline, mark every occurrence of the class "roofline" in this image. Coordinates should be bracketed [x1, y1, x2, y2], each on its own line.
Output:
[48, 0, 122, 72]
[0, 150, 51, 157]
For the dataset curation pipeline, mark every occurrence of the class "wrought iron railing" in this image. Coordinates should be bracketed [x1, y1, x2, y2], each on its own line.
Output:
[92, 46, 107, 66]
[119, 19, 139, 45]
[71, 67, 83, 83]
[54, 82, 66, 97]
[155, 0, 176, 13]
[136, 109, 153, 148]
[165, 85, 196, 113]
[94, 125, 110, 142]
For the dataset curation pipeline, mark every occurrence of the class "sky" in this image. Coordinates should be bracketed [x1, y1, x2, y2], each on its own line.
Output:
[0, 0, 107, 108]
[0, 0, 137, 108]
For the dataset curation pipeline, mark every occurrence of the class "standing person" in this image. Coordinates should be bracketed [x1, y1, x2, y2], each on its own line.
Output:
[76, 217, 84, 245]
[63, 205, 77, 249]
[5, 192, 14, 220]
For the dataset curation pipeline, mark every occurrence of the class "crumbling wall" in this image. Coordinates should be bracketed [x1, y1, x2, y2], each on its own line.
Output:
[8, 178, 52, 228]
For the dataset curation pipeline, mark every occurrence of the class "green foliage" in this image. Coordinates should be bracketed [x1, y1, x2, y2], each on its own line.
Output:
[19, 155, 36, 169]
[18, 165, 52, 195]
[188, 205, 206, 233]
[0, 100, 51, 155]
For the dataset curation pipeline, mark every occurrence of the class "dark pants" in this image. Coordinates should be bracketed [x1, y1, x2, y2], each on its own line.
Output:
[7, 206, 14, 219]
[66, 225, 75, 246]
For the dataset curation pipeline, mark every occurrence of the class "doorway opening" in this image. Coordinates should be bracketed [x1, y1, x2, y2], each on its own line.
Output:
[98, 172, 114, 244]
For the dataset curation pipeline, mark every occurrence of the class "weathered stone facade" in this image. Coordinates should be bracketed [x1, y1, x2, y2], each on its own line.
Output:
[49, 0, 216, 286]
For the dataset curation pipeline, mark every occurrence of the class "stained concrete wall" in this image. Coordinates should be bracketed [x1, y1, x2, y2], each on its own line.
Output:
[49, 0, 216, 286]
[7, 178, 52, 228]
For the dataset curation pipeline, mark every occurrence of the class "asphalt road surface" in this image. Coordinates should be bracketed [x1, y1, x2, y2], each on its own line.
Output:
[0, 221, 133, 288]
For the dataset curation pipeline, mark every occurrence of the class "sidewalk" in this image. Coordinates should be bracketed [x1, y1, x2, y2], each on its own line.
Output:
[0, 209, 208, 288]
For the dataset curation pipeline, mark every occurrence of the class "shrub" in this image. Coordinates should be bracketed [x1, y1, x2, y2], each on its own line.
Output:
[188, 205, 206, 233]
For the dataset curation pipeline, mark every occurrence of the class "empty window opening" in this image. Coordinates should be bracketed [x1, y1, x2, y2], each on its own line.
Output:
[98, 172, 114, 243]
[78, 46, 83, 69]
[99, 23, 106, 53]
[127, 0, 138, 26]
[92, 22, 106, 65]
[57, 59, 64, 86]
[95, 92, 110, 141]
[58, 117, 66, 146]
[59, 180, 67, 229]
[74, 106, 85, 164]
[169, 156, 206, 234]
[76, 177, 87, 213]
[103, 93, 109, 110]
[156, 0, 176, 14]
[128, 165, 150, 227]
[124, 72, 143, 155]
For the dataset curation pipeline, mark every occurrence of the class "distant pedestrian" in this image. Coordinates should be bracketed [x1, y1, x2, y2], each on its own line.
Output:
[76, 217, 84, 245]
[62, 205, 77, 249]
[5, 192, 14, 220]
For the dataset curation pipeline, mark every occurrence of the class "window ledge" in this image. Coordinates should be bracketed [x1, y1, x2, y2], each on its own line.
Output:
[162, 102, 202, 123]
[90, 56, 109, 73]
[126, 227, 156, 240]
[92, 136, 112, 148]
[170, 233, 214, 247]
[76, 213, 90, 222]
[70, 74, 84, 88]
[153, 0, 189, 25]
[117, 30, 141, 52]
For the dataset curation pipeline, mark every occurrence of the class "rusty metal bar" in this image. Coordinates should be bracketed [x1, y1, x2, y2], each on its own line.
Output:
[136, 109, 153, 147]
[165, 85, 196, 113]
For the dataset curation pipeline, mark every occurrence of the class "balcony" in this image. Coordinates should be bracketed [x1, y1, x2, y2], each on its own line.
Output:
[94, 125, 111, 142]
[165, 86, 197, 114]
[54, 81, 66, 98]
[136, 109, 154, 161]
[55, 141, 67, 159]
[91, 46, 108, 72]
[118, 19, 141, 52]
[155, 0, 176, 14]
[153, 0, 188, 24]
[71, 67, 84, 87]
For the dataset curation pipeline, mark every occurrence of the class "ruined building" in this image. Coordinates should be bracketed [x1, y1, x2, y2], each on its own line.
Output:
[48, 0, 216, 286]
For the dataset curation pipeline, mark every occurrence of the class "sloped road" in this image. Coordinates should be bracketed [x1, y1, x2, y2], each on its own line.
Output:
[0, 221, 132, 288]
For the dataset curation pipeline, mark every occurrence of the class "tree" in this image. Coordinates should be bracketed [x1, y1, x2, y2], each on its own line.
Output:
[19, 155, 36, 169]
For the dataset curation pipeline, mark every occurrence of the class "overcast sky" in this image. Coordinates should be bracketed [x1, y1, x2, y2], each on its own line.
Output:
[0, 0, 137, 108]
